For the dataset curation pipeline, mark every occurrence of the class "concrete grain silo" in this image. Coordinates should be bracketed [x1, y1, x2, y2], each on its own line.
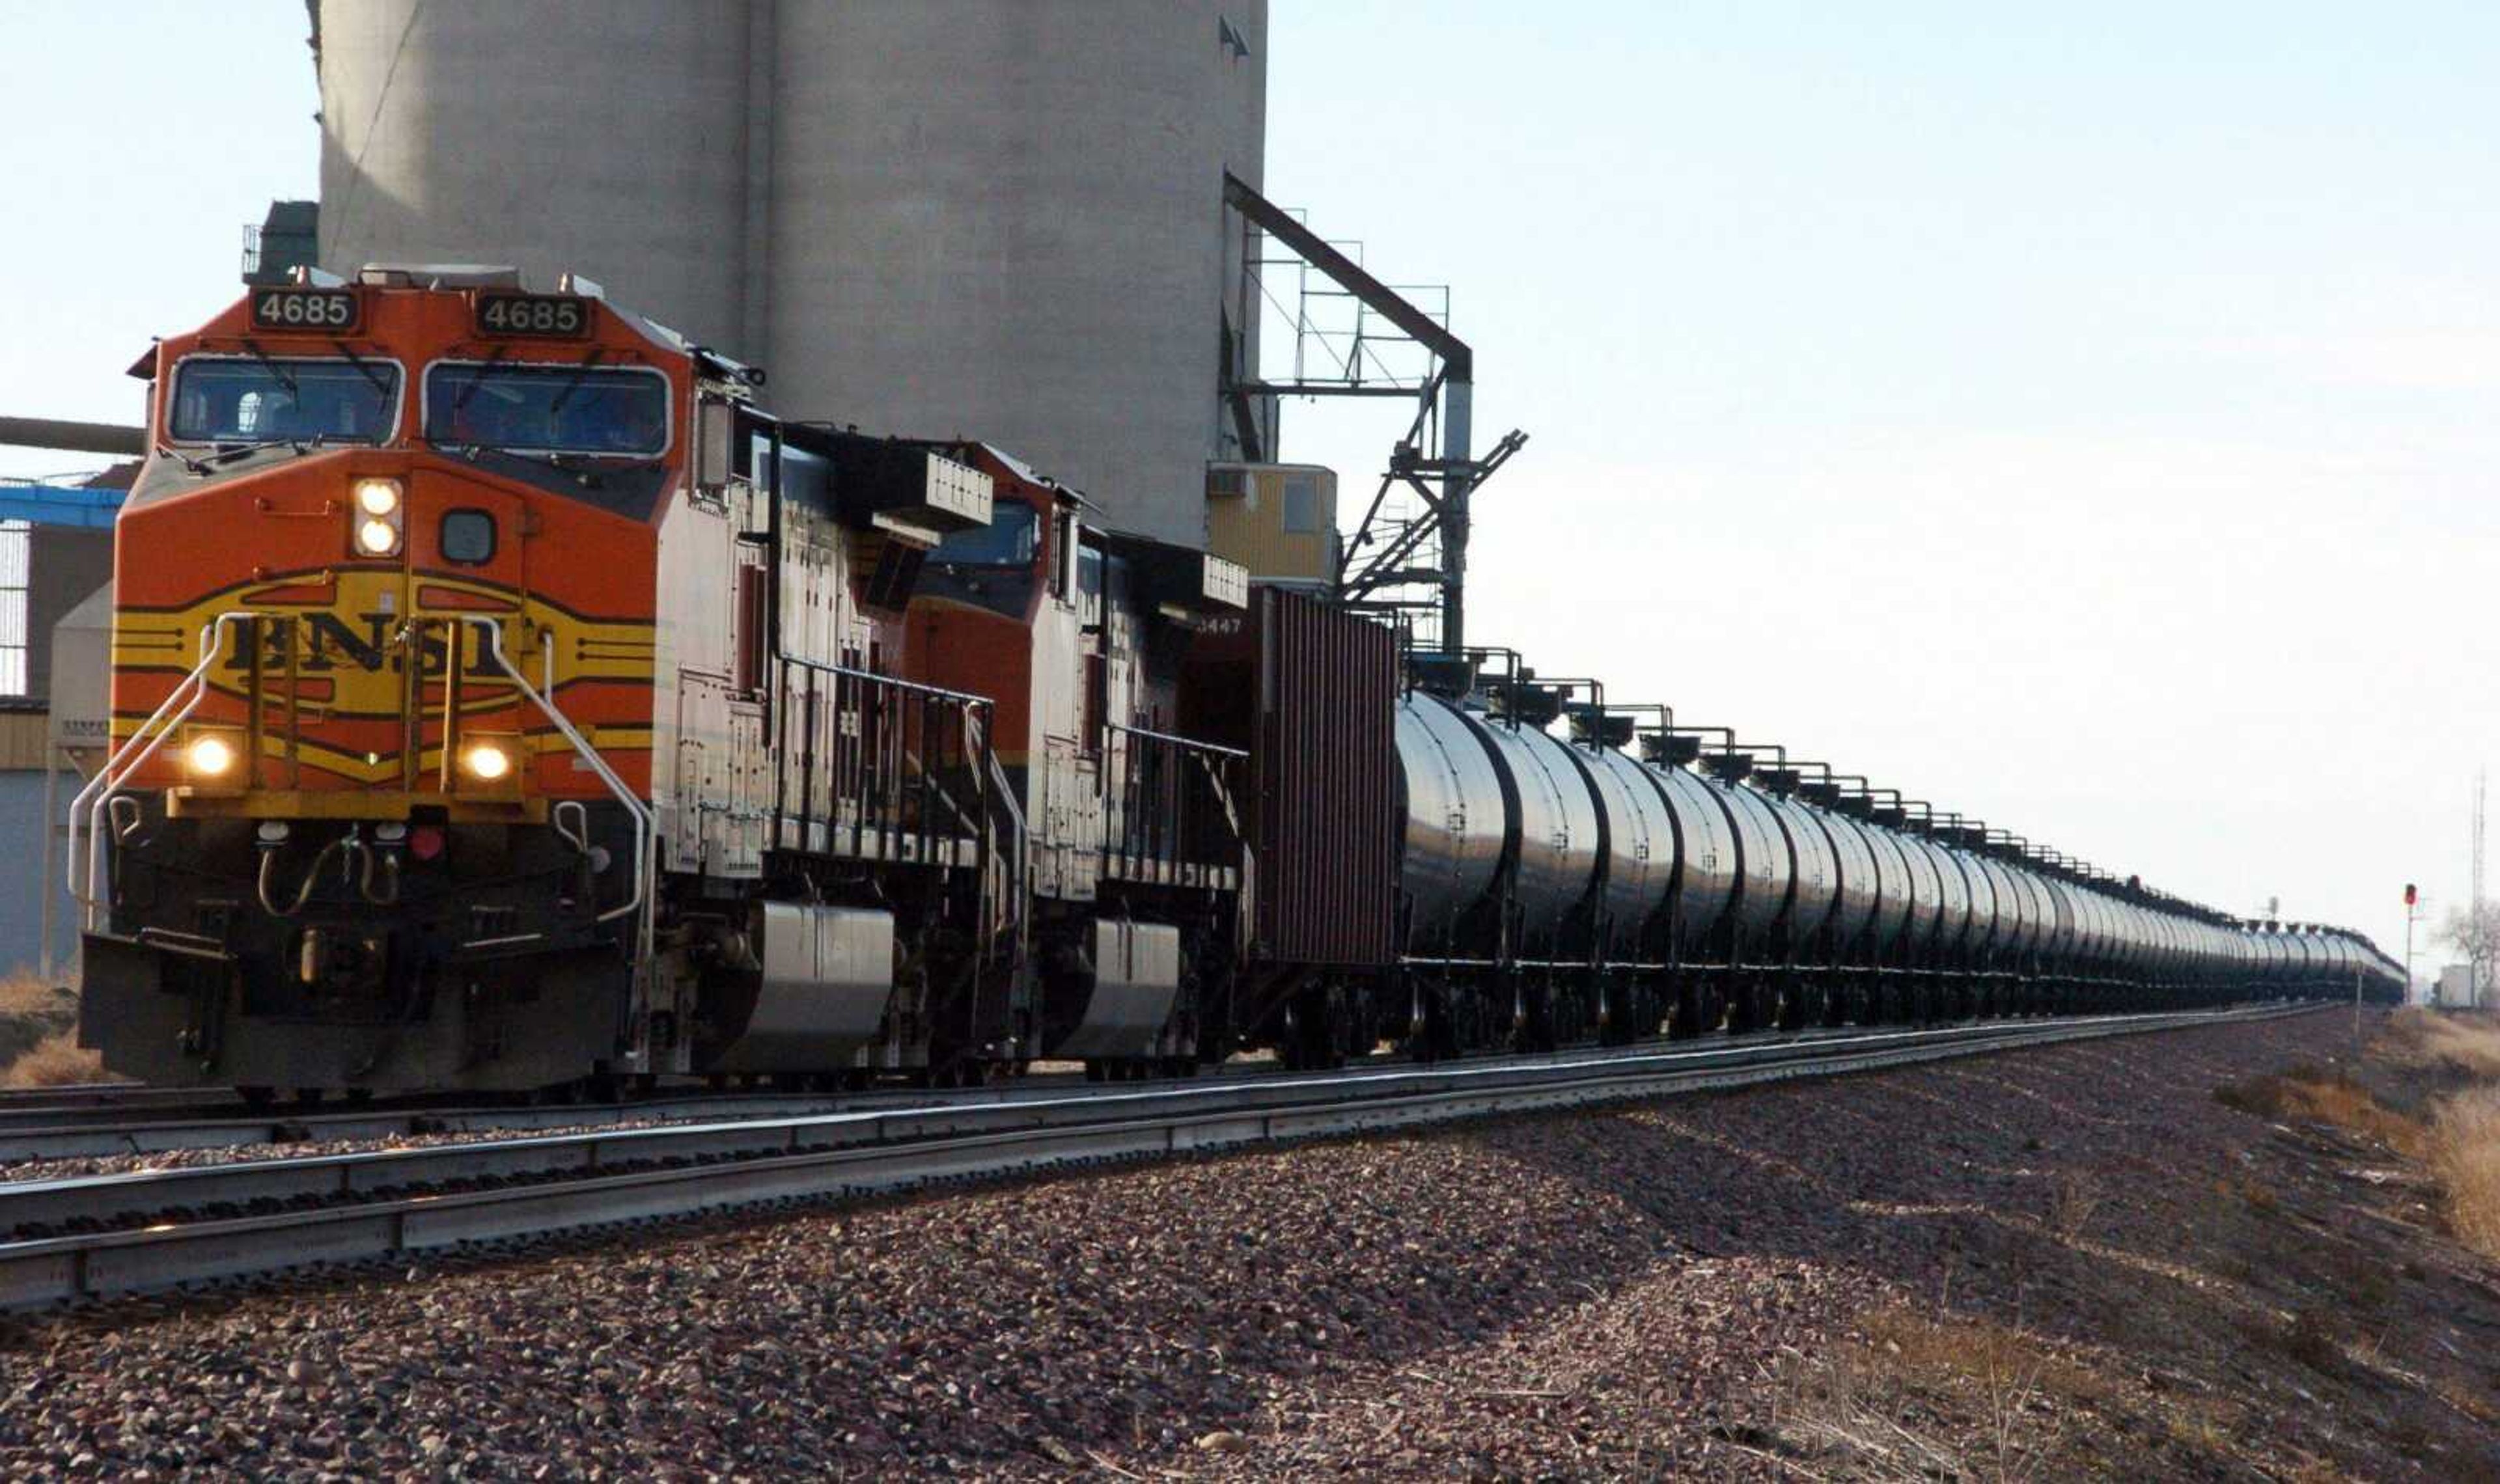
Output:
[312, 0, 1269, 547]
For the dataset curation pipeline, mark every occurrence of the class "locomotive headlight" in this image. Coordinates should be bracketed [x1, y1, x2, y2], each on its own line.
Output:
[182, 729, 247, 795]
[353, 478, 403, 516]
[355, 517, 402, 556]
[188, 734, 236, 777]
[458, 735, 521, 795]
[350, 477, 404, 557]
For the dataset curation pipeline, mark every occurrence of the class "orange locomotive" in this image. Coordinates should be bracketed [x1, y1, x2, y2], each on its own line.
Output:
[74, 268, 1258, 1095]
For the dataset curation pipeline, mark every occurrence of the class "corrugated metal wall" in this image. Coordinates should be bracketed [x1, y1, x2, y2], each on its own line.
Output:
[1187, 590, 1398, 969]
[0, 771, 74, 977]
[1250, 590, 1398, 966]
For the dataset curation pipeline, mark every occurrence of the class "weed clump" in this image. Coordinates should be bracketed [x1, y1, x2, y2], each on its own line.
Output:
[1, 1032, 104, 1089]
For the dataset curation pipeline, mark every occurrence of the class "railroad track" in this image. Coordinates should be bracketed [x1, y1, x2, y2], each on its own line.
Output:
[0, 1002, 2322, 1312]
[0, 1017, 2087, 1164]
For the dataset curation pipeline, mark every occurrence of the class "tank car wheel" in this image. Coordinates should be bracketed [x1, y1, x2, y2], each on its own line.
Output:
[237, 1085, 276, 1111]
[344, 1087, 376, 1105]
[1665, 986, 1701, 1040]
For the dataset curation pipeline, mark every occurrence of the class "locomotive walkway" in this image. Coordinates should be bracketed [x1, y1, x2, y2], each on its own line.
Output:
[0, 1004, 2320, 1312]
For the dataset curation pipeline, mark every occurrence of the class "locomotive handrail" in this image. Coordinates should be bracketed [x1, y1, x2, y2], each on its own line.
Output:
[768, 653, 997, 868]
[460, 617, 651, 929]
[66, 610, 271, 924]
[1100, 722, 1246, 880]
[773, 653, 996, 709]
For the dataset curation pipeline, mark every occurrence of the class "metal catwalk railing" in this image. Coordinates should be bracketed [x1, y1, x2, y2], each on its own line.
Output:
[770, 655, 995, 872]
[1100, 723, 1244, 884]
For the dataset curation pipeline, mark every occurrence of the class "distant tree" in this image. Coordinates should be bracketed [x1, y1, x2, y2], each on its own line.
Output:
[2439, 901, 2500, 999]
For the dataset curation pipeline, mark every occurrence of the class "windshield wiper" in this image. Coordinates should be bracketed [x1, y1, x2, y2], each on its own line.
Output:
[452, 344, 511, 413]
[204, 435, 331, 466]
[330, 338, 393, 400]
[240, 339, 298, 395]
[155, 443, 210, 476]
[423, 435, 661, 480]
[547, 347, 608, 413]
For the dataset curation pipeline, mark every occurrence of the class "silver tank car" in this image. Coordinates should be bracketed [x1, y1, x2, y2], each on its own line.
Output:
[1702, 774, 1794, 950]
[1883, 824, 1947, 954]
[1473, 717, 1604, 941]
[1643, 762, 1738, 952]
[1762, 791, 1839, 948]
[1393, 693, 1507, 948]
[1859, 819, 1916, 955]
[1917, 836, 1973, 957]
[1954, 849, 2001, 959]
[1568, 743, 1680, 957]
[1809, 806, 1881, 952]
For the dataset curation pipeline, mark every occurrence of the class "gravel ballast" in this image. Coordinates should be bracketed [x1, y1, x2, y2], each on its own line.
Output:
[2, 1009, 2492, 1479]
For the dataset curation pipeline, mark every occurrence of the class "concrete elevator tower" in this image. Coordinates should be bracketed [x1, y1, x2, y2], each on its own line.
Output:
[312, 0, 1270, 547]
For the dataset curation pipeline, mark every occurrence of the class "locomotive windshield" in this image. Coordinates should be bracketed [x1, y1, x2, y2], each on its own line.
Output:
[424, 363, 669, 456]
[928, 502, 1040, 566]
[169, 357, 402, 445]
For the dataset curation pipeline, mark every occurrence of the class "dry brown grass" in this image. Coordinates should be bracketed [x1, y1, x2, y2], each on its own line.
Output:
[2384, 1008, 2500, 1080]
[2429, 1086, 2500, 1261]
[0, 969, 66, 1019]
[1763, 1307, 2107, 1480]
[0, 1031, 104, 1088]
[2213, 1064, 2426, 1159]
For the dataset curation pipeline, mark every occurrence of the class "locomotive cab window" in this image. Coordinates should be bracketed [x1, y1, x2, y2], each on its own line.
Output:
[423, 363, 669, 456]
[440, 509, 497, 565]
[169, 358, 402, 445]
[928, 502, 1039, 567]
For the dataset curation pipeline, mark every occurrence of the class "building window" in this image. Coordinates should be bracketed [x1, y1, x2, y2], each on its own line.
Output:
[0, 520, 27, 696]
[1282, 474, 1320, 534]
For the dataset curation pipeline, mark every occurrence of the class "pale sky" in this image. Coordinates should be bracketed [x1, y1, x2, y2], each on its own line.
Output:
[5, 1, 2493, 973]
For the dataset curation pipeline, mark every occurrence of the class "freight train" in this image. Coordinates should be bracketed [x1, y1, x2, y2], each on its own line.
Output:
[69, 270, 2404, 1098]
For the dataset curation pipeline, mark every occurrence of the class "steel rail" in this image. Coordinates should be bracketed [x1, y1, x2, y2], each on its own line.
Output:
[0, 1014, 2053, 1162]
[0, 1007, 2249, 1164]
[0, 1002, 2320, 1310]
[0, 1014, 2147, 1228]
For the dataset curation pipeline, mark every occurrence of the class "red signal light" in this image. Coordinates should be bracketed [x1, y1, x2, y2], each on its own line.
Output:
[2404, 883, 2418, 907]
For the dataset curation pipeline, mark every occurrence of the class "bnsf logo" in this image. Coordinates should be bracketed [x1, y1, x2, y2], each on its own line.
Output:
[222, 612, 521, 680]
